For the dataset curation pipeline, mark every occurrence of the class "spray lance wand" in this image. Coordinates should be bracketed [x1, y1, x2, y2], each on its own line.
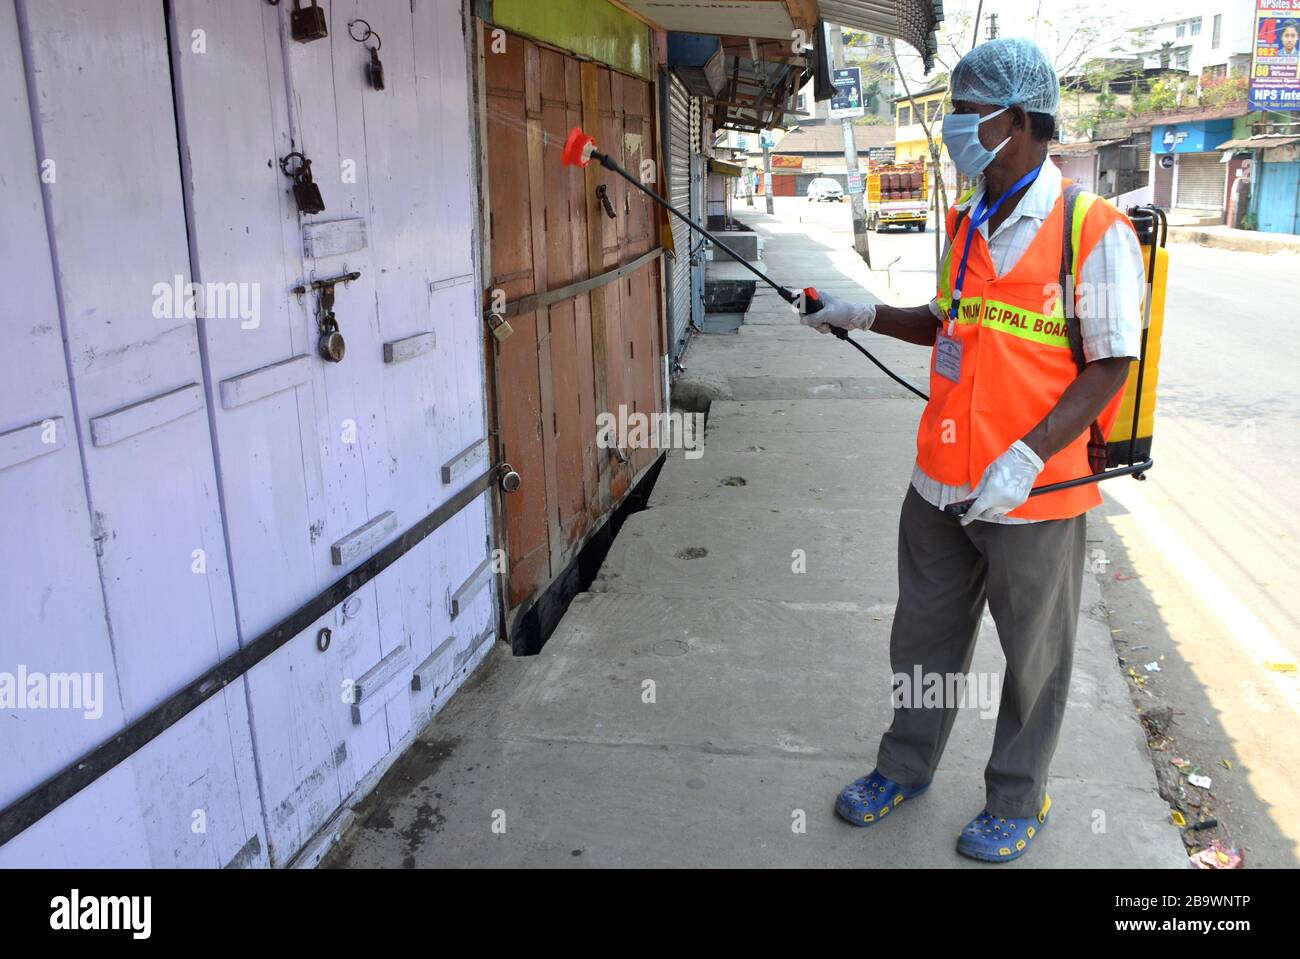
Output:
[562, 127, 1156, 516]
[560, 127, 923, 399]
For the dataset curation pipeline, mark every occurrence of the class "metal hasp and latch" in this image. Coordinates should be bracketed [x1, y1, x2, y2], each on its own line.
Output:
[290, 0, 328, 42]
[595, 183, 616, 219]
[293, 271, 362, 363]
[348, 19, 385, 91]
[280, 151, 325, 215]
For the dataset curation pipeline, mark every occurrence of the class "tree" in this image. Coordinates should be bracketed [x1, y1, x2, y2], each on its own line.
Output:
[892, 0, 1144, 93]
[1130, 73, 1186, 113]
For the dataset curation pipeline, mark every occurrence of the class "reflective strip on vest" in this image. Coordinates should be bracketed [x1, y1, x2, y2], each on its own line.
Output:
[980, 299, 1070, 349]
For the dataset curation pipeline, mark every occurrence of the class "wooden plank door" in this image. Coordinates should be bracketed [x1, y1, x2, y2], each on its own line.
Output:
[484, 33, 665, 635]
[171, 0, 490, 862]
[2, 0, 263, 867]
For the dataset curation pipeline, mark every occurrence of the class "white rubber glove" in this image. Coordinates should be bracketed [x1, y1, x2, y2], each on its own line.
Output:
[961, 440, 1045, 526]
[799, 291, 877, 335]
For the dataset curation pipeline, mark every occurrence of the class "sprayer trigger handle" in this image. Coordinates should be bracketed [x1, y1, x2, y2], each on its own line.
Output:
[802, 287, 824, 315]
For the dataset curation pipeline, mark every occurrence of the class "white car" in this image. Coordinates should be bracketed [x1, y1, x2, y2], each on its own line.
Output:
[806, 178, 844, 202]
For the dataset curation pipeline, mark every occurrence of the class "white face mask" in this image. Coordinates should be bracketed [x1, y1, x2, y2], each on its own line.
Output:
[941, 106, 1011, 177]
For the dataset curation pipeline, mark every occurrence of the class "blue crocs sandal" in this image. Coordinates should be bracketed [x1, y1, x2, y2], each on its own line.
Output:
[835, 769, 930, 827]
[956, 793, 1051, 862]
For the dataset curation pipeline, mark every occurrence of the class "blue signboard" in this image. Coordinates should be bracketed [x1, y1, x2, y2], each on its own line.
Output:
[1152, 119, 1234, 153]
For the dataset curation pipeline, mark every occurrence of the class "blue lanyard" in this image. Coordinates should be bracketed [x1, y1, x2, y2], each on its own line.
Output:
[947, 166, 1041, 332]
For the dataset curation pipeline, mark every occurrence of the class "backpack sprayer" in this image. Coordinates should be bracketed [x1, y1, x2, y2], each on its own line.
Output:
[939, 204, 1165, 516]
[560, 127, 1163, 514]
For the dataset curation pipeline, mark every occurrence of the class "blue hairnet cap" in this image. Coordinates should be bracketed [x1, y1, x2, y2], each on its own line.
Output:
[951, 37, 1060, 116]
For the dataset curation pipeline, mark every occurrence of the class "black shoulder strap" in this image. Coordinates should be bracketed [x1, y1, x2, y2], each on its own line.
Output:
[1060, 184, 1112, 475]
[1060, 183, 1086, 374]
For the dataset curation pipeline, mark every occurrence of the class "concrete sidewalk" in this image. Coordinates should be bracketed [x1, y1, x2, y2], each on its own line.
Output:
[321, 209, 1186, 869]
[1168, 224, 1300, 254]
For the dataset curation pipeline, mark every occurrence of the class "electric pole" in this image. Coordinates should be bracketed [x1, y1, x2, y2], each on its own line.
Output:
[987, 13, 999, 41]
[832, 24, 871, 266]
[762, 143, 774, 214]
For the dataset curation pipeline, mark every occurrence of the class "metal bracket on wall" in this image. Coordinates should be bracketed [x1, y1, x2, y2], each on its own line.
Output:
[0, 459, 520, 848]
[595, 183, 617, 219]
[293, 271, 361, 363]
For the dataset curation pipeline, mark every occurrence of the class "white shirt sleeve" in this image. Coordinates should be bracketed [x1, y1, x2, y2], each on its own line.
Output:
[1076, 221, 1146, 362]
[928, 297, 944, 321]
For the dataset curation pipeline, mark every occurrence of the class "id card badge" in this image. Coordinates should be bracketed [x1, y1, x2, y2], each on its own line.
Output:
[934, 330, 963, 384]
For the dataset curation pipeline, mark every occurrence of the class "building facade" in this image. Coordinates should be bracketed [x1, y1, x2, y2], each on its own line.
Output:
[1130, 1, 1257, 78]
[892, 85, 956, 197]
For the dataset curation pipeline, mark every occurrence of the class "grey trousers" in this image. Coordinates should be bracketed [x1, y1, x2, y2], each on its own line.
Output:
[876, 486, 1087, 818]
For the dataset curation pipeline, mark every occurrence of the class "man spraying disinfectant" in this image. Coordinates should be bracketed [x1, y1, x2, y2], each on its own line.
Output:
[802, 38, 1149, 862]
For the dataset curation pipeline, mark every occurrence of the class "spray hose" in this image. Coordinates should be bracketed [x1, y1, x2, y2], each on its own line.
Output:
[560, 127, 1155, 517]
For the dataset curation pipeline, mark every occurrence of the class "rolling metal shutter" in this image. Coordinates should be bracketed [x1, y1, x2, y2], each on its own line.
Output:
[1176, 152, 1226, 210]
[664, 74, 694, 362]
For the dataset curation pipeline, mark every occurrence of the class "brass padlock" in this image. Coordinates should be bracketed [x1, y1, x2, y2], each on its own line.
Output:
[318, 315, 346, 362]
[487, 312, 513, 343]
[291, 0, 328, 43]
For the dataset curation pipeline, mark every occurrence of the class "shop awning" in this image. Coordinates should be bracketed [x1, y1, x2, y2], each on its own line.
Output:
[619, 1, 943, 72]
[709, 157, 746, 176]
[1216, 135, 1300, 151]
[1049, 138, 1123, 156]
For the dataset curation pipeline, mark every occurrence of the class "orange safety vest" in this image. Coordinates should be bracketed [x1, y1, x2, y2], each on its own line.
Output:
[918, 181, 1136, 520]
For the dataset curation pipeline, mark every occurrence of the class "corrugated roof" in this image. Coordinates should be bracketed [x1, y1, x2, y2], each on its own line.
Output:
[763, 123, 895, 154]
[893, 83, 947, 103]
[1049, 138, 1123, 155]
[1216, 135, 1300, 151]
[620, 1, 943, 72]
[818, 1, 944, 72]
[1122, 100, 1251, 130]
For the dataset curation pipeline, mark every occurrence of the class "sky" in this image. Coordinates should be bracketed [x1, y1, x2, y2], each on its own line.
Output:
[895, 0, 1219, 82]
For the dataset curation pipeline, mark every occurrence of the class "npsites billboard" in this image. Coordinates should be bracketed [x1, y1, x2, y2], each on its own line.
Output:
[1250, 0, 1300, 109]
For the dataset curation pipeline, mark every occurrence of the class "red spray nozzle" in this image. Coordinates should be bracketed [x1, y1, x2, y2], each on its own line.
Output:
[562, 126, 597, 167]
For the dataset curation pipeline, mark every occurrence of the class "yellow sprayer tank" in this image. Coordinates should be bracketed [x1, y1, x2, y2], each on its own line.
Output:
[1107, 206, 1166, 467]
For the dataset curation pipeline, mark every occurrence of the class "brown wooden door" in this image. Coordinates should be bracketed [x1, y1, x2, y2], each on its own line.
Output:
[483, 32, 665, 636]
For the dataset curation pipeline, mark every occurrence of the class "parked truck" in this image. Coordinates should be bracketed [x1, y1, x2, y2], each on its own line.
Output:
[867, 160, 929, 232]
